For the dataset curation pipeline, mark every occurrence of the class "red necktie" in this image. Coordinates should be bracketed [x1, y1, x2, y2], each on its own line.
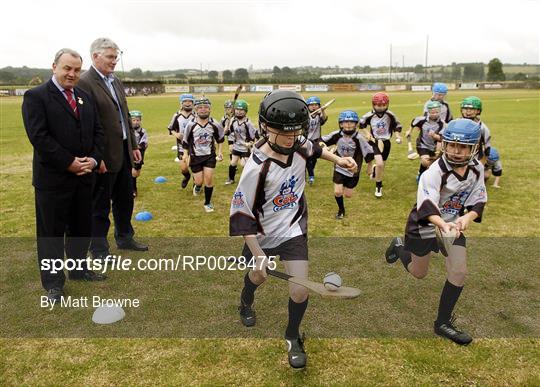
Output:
[65, 89, 79, 118]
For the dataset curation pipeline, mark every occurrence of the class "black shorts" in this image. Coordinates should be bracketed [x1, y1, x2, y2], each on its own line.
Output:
[231, 149, 251, 158]
[417, 147, 436, 157]
[190, 154, 216, 173]
[241, 234, 308, 262]
[333, 170, 359, 189]
[485, 165, 503, 177]
[370, 139, 391, 160]
[404, 233, 466, 257]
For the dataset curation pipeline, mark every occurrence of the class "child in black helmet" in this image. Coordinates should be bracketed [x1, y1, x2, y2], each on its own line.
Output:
[229, 90, 357, 369]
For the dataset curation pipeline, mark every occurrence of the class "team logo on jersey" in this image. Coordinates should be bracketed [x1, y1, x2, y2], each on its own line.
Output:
[273, 176, 299, 212]
[195, 132, 211, 145]
[478, 187, 487, 198]
[338, 142, 354, 157]
[441, 191, 469, 216]
[232, 191, 245, 209]
[374, 119, 387, 136]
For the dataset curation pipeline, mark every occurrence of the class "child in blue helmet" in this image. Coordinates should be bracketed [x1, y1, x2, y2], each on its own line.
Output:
[423, 83, 453, 124]
[167, 93, 195, 189]
[484, 147, 502, 188]
[385, 118, 487, 346]
[305, 96, 328, 185]
[321, 110, 374, 219]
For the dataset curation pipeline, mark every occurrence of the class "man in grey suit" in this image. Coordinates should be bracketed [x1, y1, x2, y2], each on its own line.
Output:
[79, 38, 148, 258]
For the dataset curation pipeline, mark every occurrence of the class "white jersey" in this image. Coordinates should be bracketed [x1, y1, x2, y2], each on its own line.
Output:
[168, 111, 194, 154]
[229, 139, 322, 248]
[168, 111, 194, 137]
[134, 127, 148, 150]
[307, 113, 327, 141]
[406, 157, 487, 239]
[411, 116, 444, 151]
[321, 130, 373, 177]
[183, 118, 224, 157]
[478, 120, 492, 156]
[423, 99, 453, 123]
[230, 117, 259, 153]
[359, 110, 402, 140]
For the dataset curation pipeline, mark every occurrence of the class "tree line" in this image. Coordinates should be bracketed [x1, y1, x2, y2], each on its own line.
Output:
[0, 58, 535, 86]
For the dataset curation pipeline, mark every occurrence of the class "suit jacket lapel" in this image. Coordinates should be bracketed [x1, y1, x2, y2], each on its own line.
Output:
[47, 80, 78, 120]
[90, 66, 120, 106]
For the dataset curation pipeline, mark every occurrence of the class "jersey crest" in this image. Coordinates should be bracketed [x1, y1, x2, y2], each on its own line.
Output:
[273, 176, 299, 212]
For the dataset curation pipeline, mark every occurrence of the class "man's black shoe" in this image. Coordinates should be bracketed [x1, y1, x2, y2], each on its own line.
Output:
[47, 287, 63, 302]
[70, 270, 107, 281]
[117, 239, 148, 251]
[239, 303, 256, 327]
[434, 317, 473, 345]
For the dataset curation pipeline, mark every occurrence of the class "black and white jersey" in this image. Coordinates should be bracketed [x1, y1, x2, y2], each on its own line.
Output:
[411, 116, 444, 151]
[478, 121, 492, 154]
[321, 130, 373, 177]
[359, 110, 402, 140]
[307, 113, 327, 141]
[168, 111, 194, 137]
[230, 117, 259, 153]
[221, 115, 232, 134]
[168, 112, 194, 156]
[406, 157, 487, 239]
[134, 127, 148, 150]
[183, 118, 224, 157]
[229, 140, 323, 248]
[423, 99, 453, 123]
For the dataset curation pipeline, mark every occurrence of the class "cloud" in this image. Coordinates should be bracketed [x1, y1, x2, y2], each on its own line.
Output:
[1, 0, 538, 70]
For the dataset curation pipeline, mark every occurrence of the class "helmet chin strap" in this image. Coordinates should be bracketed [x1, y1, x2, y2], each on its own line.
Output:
[267, 140, 300, 155]
[443, 154, 469, 167]
[262, 125, 306, 155]
[443, 143, 478, 167]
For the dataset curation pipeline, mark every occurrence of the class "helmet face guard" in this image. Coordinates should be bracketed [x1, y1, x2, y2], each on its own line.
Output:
[442, 119, 481, 167]
[442, 141, 479, 167]
[338, 110, 359, 135]
[264, 128, 307, 155]
[259, 91, 310, 155]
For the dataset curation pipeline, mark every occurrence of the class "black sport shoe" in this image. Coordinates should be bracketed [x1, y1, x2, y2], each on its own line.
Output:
[335, 210, 345, 220]
[286, 334, 307, 369]
[434, 316, 473, 345]
[385, 236, 403, 264]
[239, 303, 256, 327]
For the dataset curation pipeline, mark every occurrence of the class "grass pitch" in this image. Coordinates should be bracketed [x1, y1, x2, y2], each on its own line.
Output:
[0, 89, 539, 385]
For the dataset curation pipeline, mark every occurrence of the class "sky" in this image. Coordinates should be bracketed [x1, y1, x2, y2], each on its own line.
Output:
[1, 0, 539, 71]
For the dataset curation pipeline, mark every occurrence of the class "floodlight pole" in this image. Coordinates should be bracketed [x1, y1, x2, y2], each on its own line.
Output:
[424, 35, 429, 81]
[389, 44, 392, 83]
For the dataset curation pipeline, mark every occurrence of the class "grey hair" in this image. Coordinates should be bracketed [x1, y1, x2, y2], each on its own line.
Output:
[54, 48, 82, 64]
[90, 37, 120, 56]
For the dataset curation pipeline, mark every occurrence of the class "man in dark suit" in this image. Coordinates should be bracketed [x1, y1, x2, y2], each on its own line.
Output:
[78, 38, 148, 258]
[22, 48, 107, 302]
